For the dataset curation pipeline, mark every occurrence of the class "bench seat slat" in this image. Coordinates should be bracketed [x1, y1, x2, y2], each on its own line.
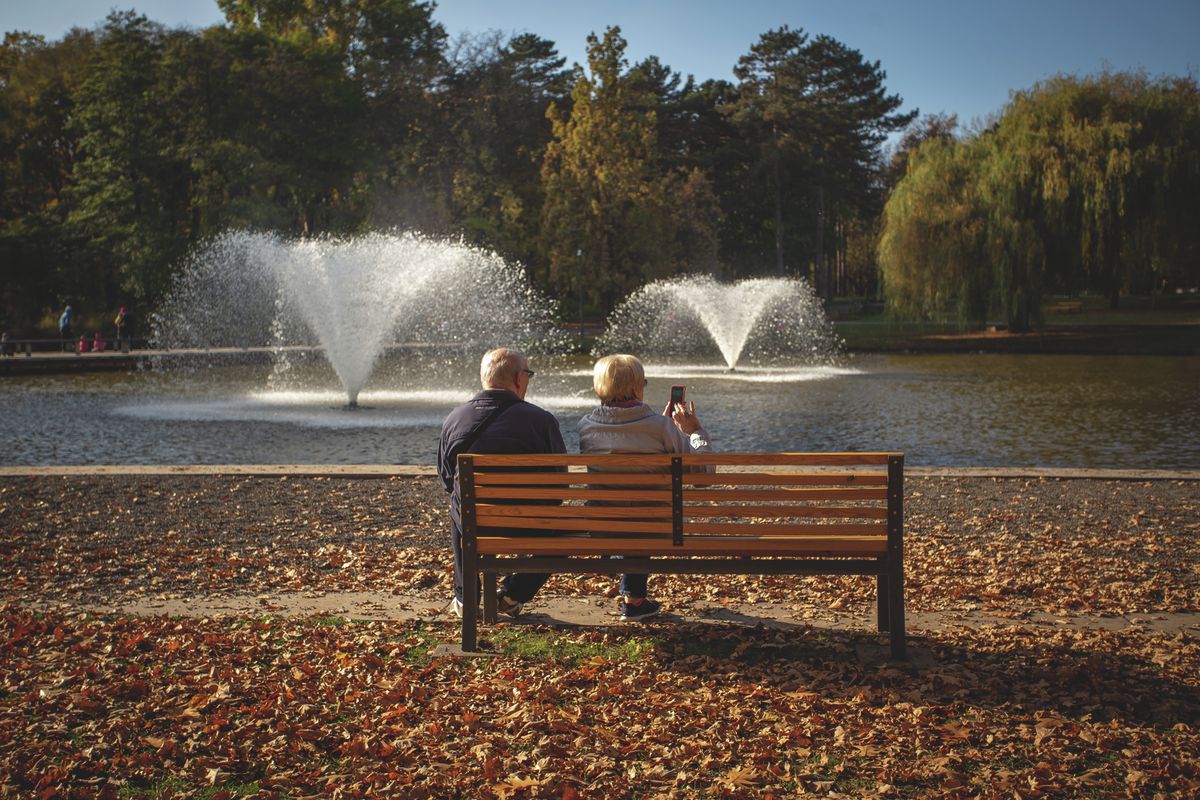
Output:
[477, 503, 887, 520]
[471, 471, 889, 487]
[475, 486, 887, 502]
[478, 516, 886, 536]
[467, 452, 895, 467]
[685, 453, 894, 466]
[476, 535, 889, 556]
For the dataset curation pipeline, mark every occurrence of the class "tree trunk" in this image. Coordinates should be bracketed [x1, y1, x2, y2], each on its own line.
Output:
[772, 155, 784, 275]
[816, 184, 828, 305]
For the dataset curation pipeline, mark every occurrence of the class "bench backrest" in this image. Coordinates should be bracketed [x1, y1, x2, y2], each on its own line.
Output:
[458, 452, 903, 556]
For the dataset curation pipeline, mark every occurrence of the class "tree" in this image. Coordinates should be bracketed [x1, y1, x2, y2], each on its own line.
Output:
[0, 29, 96, 328]
[65, 12, 184, 304]
[728, 27, 914, 300]
[879, 72, 1200, 330]
[431, 31, 570, 270]
[878, 137, 991, 325]
[218, 0, 447, 228]
[884, 112, 958, 189]
[540, 27, 675, 312]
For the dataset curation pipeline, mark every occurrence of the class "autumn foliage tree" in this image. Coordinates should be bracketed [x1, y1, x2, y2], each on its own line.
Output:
[540, 27, 676, 312]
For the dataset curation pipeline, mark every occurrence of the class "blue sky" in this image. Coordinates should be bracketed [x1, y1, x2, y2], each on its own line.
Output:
[4, 0, 1198, 133]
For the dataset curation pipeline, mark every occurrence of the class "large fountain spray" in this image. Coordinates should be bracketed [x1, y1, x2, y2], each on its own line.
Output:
[153, 230, 564, 405]
[597, 276, 840, 369]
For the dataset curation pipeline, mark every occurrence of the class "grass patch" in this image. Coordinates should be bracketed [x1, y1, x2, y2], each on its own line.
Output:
[398, 621, 443, 665]
[120, 777, 263, 799]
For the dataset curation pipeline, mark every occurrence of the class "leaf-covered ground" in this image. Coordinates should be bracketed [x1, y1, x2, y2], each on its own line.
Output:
[1, 475, 1197, 615]
[1, 475, 1198, 797]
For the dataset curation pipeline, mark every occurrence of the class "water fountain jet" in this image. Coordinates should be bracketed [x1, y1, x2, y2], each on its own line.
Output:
[597, 276, 839, 368]
[153, 230, 565, 404]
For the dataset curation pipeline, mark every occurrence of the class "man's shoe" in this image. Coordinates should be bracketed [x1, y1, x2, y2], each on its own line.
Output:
[619, 597, 661, 621]
[497, 593, 524, 618]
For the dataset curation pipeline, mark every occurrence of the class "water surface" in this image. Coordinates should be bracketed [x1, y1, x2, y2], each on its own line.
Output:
[3, 353, 1196, 468]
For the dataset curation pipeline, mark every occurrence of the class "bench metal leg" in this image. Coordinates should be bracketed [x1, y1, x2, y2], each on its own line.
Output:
[888, 558, 906, 660]
[483, 571, 498, 623]
[462, 562, 479, 652]
[876, 571, 890, 632]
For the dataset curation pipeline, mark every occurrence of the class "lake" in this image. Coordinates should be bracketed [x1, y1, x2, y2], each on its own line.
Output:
[3, 352, 1197, 469]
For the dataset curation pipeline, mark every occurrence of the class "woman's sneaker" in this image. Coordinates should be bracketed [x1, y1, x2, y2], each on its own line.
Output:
[619, 597, 661, 621]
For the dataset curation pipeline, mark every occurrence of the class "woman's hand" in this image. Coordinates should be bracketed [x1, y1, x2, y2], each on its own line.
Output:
[666, 400, 702, 435]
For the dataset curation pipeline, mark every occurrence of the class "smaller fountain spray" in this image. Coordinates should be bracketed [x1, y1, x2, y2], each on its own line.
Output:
[597, 276, 839, 368]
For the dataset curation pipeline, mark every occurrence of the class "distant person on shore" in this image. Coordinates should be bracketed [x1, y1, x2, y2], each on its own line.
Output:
[1, 332, 11, 357]
[578, 353, 714, 621]
[92, 332, 107, 352]
[59, 305, 73, 340]
[77, 334, 90, 353]
[437, 347, 566, 618]
[113, 307, 127, 348]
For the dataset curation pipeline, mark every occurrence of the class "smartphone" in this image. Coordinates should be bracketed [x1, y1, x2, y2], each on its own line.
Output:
[669, 384, 686, 408]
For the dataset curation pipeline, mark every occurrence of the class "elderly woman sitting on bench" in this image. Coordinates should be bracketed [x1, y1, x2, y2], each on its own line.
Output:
[577, 354, 715, 621]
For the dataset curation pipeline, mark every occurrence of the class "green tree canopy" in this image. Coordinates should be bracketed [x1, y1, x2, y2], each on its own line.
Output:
[879, 72, 1200, 330]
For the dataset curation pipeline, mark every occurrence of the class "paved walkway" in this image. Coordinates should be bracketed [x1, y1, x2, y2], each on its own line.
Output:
[57, 590, 1200, 638]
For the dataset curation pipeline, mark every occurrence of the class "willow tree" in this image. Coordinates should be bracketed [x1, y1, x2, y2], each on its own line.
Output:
[878, 137, 990, 325]
[540, 27, 675, 312]
[880, 71, 1200, 329]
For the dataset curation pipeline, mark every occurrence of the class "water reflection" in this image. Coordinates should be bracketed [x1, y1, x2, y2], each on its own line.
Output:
[3, 353, 1196, 468]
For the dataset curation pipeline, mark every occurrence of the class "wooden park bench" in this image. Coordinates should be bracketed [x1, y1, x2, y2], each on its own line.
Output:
[457, 451, 906, 659]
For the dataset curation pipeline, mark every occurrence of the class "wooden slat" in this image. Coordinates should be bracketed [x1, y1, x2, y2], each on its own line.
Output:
[476, 535, 888, 556]
[465, 452, 899, 468]
[685, 487, 887, 501]
[475, 472, 890, 487]
[478, 503, 674, 519]
[474, 486, 886, 502]
[683, 473, 888, 487]
[685, 522, 886, 536]
[682, 505, 889, 520]
[475, 487, 671, 501]
[684, 453, 896, 467]
[478, 517, 672, 534]
[469, 453, 676, 468]
[477, 516, 885, 537]
[474, 472, 673, 486]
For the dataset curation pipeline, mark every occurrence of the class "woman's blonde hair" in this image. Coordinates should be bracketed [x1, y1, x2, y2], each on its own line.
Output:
[592, 354, 645, 404]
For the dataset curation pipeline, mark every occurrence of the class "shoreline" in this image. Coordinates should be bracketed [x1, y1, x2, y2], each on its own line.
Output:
[0, 320, 1197, 376]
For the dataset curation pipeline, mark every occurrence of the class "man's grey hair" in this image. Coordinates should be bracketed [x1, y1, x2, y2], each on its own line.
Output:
[480, 347, 527, 389]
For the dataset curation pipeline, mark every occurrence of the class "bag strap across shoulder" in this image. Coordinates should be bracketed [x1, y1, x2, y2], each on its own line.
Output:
[458, 395, 521, 455]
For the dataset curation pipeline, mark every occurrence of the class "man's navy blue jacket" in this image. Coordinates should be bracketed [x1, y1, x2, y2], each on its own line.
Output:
[437, 389, 566, 516]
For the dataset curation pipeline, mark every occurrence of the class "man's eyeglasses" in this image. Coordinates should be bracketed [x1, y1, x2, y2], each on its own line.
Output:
[521, 369, 536, 379]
